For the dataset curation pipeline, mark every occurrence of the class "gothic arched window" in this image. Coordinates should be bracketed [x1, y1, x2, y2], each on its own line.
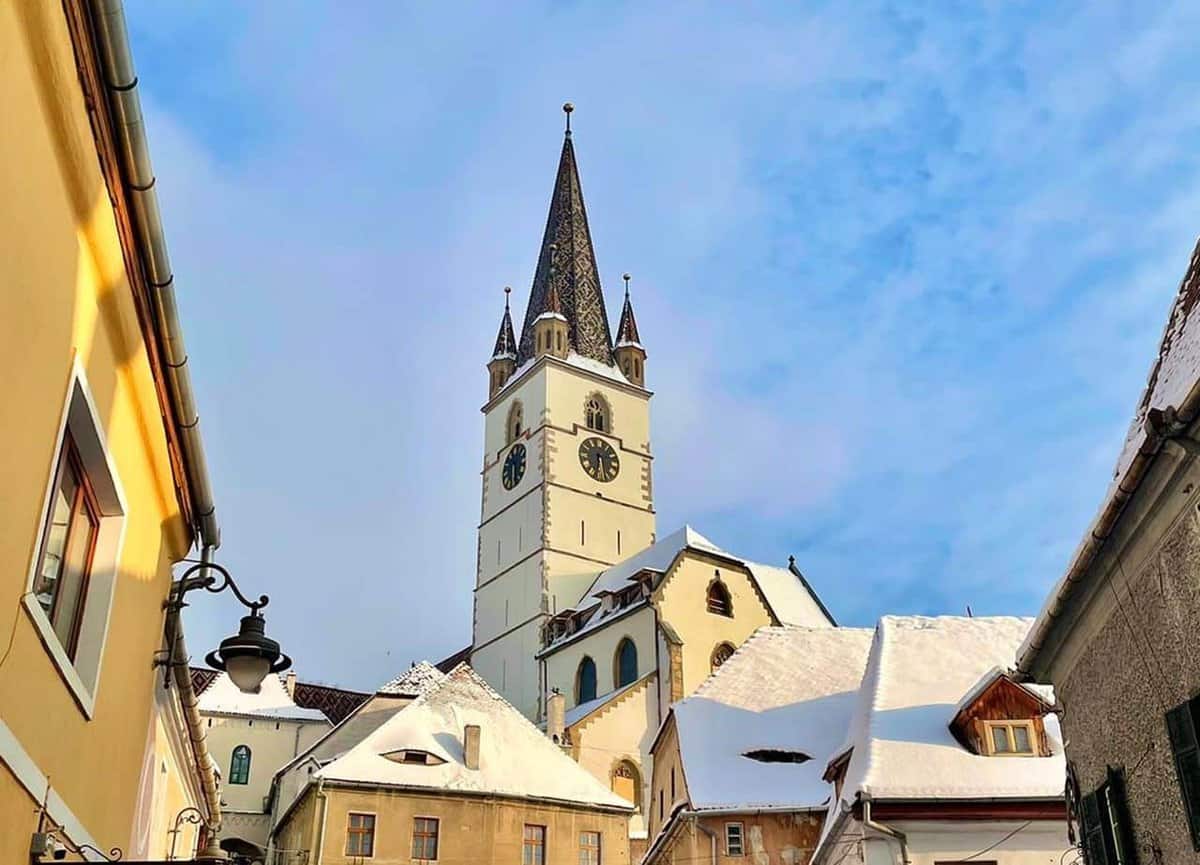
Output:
[507, 401, 523, 444]
[576, 656, 598, 704]
[711, 642, 736, 672]
[229, 745, 251, 785]
[611, 760, 642, 809]
[585, 396, 609, 433]
[706, 580, 733, 617]
[615, 638, 638, 688]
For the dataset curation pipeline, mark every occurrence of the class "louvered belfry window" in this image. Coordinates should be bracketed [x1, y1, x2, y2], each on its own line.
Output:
[1167, 698, 1200, 850]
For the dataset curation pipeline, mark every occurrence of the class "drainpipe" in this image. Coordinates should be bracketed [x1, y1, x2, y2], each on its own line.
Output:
[314, 778, 329, 865]
[88, 0, 220, 549]
[862, 799, 909, 865]
[694, 817, 717, 865]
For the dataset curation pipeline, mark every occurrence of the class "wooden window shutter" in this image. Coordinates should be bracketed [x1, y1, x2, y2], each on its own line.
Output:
[1166, 700, 1200, 850]
[1105, 766, 1138, 865]
[1081, 791, 1110, 865]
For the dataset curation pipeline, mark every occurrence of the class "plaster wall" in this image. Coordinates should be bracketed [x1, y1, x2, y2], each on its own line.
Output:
[204, 714, 330, 817]
[279, 785, 631, 865]
[545, 606, 657, 708]
[0, 1, 200, 857]
[830, 818, 1070, 865]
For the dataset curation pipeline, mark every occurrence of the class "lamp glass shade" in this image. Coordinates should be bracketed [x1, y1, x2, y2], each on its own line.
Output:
[226, 654, 272, 693]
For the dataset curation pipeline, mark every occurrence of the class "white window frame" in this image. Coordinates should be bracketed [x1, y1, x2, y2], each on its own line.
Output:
[725, 822, 744, 856]
[982, 719, 1037, 756]
[23, 361, 127, 718]
[346, 810, 378, 859]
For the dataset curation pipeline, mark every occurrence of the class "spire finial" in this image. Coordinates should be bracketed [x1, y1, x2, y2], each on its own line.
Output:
[622, 272, 631, 299]
[504, 285, 511, 310]
[563, 102, 574, 136]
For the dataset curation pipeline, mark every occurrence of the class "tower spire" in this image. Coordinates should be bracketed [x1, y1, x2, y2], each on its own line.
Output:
[487, 286, 518, 397]
[517, 105, 614, 366]
[614, 273, 647, 387]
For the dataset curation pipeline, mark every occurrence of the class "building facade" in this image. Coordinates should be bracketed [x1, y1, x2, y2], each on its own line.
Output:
[1019, 239, 1200, 865]
[273, 665, 633, 865]
[0, 0, 221, 859]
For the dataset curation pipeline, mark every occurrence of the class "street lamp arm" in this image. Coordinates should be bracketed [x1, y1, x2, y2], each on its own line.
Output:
[170, 561, 269, 615]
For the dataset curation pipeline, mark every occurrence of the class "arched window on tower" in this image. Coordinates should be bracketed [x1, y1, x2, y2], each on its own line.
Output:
[711, 641, 736, 672]
[576, 656, 597, 704]
[611, 760, 642, 810]
[585, 396, 609, 433]
[229, 745, 251, 785]
[506, 401, 524, 445]
[615, 638, 638, 688]
[706, 579, 733, 617]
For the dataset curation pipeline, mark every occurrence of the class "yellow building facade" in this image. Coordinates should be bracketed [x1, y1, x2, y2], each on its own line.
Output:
[1, 0, 220, 859]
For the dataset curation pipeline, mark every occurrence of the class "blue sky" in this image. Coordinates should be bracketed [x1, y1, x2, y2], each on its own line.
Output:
[128, 2, 1200, 690]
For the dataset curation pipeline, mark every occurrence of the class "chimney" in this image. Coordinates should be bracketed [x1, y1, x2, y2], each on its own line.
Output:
[284, 670, 297, 699]
[464, 724, 481, 770]
[547, 690, 566, 746]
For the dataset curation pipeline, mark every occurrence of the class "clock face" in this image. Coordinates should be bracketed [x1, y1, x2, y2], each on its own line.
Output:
[502, 443, 526, 490]
[579, 436, 620, 483]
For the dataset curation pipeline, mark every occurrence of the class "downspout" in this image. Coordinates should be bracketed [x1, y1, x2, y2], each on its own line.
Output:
[862, 799, 909, 865]
[88, 0, 220, 549]
[694, 817, 717, 865]
[314, 778, 329, 865]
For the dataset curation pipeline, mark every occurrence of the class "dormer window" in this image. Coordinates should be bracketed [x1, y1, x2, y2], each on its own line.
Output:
[949, 668, 1052, 758]
[983, 720, 1035, 755]
[382, 749, 446, 766]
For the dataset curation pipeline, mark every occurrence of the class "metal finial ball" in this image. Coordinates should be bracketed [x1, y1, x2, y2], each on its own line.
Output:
[563, 102, 574, 114]
[622, 273, 631, 282]
[504, 285, 512, 295]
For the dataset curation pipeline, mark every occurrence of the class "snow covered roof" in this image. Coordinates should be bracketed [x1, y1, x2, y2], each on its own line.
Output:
[672, 627, 873, 811]
[565, 672, 654, 728]
[377, 661, 446, 697]
[953, 666, 1053, 720]
[832, 617, 1064, 804]
[316, 664, 633, 811]
[197, 672, 331, 723]
[743, 561, 835, 627]
[1020, 239, 1200, 671]
[587, 526, 724, 600]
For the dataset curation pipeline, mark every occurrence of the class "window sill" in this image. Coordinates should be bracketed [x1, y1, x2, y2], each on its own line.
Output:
[22, 594, 96, 719]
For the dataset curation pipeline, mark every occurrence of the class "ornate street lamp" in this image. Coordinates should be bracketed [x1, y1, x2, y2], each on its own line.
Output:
[160, 561, 291, 693]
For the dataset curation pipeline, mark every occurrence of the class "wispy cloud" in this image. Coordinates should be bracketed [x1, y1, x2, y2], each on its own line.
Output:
[130, 1, 1200, 688]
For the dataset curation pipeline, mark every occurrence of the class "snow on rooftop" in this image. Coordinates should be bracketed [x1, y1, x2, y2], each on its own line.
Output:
[673, 627, 873, 811]
[744, 561, 834, 627]
[317, 664, 632, 810]
[585, 526, 723, 600]
[197, 672, 330, 723]
[953, 666, 1053, 719]
[835, 617, 1064, 804]
[564, 672, 654, 728]
[377, 661, 446, 697]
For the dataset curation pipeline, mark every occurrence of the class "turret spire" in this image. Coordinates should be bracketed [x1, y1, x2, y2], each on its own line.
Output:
[615, 273, 642, 347]
[613, 273, 647, 387]
[517, 106, 614, 366]
[487, 286, 518, 397]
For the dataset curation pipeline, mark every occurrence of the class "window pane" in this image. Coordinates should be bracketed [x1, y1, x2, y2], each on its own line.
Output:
[34, 458, 78, 618]
[1012, 725, 1032, 753]
[991, 726, 1011, 753]
[52, 494, 97, 655]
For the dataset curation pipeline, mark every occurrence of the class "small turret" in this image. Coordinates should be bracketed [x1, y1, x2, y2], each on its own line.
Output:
[614, 273, 646, 386]
[532, 244, 570, 360]
[488, 287, 517, 397]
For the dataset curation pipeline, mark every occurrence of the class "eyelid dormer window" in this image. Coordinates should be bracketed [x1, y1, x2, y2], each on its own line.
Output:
[382, 749, 447, 766]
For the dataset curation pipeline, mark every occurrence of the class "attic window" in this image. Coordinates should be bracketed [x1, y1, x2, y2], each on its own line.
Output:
[382, 749, 446, 766]
[983, 721, 1035, 756]
[742, 749, 811, 764]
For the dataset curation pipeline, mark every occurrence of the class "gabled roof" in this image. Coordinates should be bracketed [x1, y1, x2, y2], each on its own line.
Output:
[192, 667, 369, 725]
[316, 664, 633, 811]
[517, 129, 614, 366]
[671, 627, 873, 811]
[196, 671, 331, 723]
[378, 661, 446, 697]
[1020, 239, 1200, 671]
[952, 665, 1054, 723]
[830, 617, 1064, 804]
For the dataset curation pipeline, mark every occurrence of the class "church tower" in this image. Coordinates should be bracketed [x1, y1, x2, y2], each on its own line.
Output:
[472, 106, 656, 718]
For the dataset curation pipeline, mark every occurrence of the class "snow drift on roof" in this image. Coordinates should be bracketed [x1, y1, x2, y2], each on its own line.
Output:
[836, 617, 1063, 803]
[378, 661, 446, 696]
[673, 626, 873, 811]
[197, 672, 330, 722]
[743, 561, 834, 627]
[317, 664, 633, 810]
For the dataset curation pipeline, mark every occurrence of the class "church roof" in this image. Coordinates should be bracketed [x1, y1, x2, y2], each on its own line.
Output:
[196, 670, 332, 723]
[615, 281, 642, 348]
[492, 289, 517, 360]
[517, 124, 614, 366]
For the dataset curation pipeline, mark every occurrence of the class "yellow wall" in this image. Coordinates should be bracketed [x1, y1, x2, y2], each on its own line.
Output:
[653, 554, 774, 697]
[0, 1, 198, 857]
[646, 717, 689, 842]
[646, 811, 824, 865]
[278, 784, 631, 865]
[545, 606, 657, 709]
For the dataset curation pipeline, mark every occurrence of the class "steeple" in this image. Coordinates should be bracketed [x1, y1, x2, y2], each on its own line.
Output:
[533, 244, 570, 361]
[487, 287, 518, 397]
[517, 104, 614, 366]
[614, 273, 647, 387]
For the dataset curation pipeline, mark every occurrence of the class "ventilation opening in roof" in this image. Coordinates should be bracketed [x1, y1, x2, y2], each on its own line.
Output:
[741, 749, 810, 764]
[382, 749, 446, 766]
